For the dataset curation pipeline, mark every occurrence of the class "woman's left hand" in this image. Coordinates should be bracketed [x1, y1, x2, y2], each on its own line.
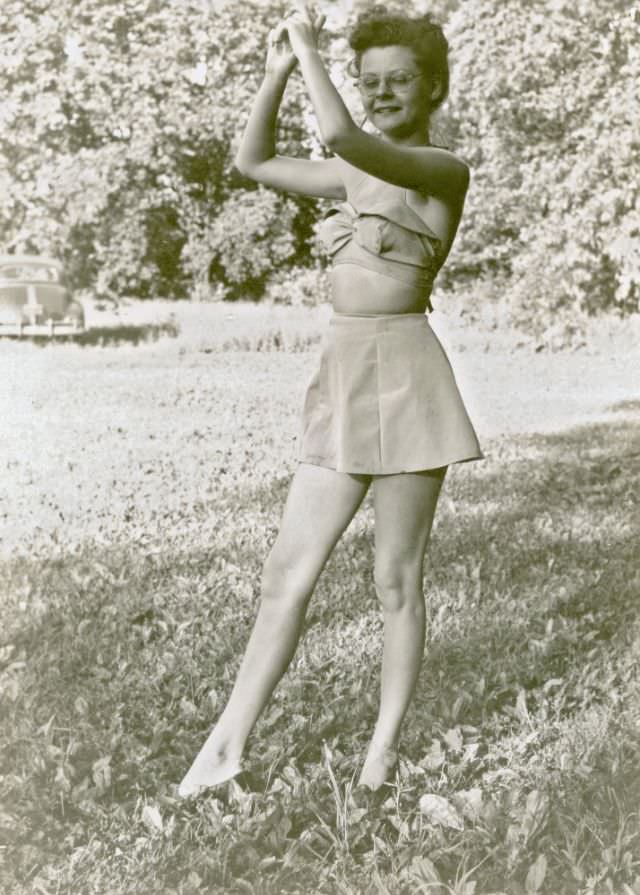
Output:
[283, 3, 326, 57]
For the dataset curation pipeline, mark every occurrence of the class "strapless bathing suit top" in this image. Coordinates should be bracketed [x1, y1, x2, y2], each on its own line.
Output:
[317, 157, 445, 306]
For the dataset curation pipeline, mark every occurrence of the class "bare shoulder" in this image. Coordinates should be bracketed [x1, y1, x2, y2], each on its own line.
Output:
[420, 146, 470, 193]
[329, 127, 469, 201]
[405, 149, 470, 252]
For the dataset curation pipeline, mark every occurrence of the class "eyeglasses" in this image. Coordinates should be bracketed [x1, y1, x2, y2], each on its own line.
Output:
[355, 70, 422, 95]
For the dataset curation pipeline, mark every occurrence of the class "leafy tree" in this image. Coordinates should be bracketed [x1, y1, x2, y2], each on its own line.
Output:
[445, 0, 639, 327]
[0, 0, 320, 297]
[1, 0, 637, 329]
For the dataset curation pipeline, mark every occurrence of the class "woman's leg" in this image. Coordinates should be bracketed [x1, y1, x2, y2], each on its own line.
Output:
[179, 462, 370, 796]
[358, 466, 447, 790]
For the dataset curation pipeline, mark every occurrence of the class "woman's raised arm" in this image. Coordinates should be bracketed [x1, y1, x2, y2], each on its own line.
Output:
[283, 5, 469, 202]
[233, 21, 345, 199]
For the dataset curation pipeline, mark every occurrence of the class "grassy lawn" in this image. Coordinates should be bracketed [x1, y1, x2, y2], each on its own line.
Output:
[1, 301, 639, 894]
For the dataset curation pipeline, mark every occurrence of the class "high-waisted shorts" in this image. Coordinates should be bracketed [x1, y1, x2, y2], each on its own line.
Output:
[296, 311, 483, 475]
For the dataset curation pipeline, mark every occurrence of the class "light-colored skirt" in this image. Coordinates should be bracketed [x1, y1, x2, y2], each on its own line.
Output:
[297, 311, 483, 475]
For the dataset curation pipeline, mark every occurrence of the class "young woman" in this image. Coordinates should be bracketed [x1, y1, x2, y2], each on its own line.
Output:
[178, 3, 482, 798]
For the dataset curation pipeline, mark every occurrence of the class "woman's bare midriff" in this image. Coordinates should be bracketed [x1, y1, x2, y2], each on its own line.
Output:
[330, 264, 431, 315]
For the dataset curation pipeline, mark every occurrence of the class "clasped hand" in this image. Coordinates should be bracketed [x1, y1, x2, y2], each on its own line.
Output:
[265, 2, 325, 76]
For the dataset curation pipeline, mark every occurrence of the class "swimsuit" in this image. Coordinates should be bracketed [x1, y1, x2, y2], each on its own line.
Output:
[296, 156, 483, 475]
[317, 157, 444, 301]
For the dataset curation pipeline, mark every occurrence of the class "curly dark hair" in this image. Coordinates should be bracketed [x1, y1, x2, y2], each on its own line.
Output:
[348, 5, 449, 113]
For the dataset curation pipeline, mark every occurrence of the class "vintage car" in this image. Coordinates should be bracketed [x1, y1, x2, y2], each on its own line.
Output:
[0, 254, 85, 336]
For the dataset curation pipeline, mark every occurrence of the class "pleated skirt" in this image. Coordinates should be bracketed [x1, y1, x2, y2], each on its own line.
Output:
[297, 312, 483, 475]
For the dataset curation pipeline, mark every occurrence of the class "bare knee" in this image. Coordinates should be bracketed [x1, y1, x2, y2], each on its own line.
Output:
[260, 549, 317, 609]
[373, 562, 424, 614]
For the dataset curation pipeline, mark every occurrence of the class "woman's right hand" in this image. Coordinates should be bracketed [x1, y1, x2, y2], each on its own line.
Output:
[265, 21, 297, 79]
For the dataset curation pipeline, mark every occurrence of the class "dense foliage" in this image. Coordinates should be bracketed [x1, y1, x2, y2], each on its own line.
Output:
[445, 0, 640, 331]
[1, 0, 638, 326]
[1, 0, 317, 299]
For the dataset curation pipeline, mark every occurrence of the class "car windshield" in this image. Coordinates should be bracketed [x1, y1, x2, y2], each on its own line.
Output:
[0, 264, 60, 283]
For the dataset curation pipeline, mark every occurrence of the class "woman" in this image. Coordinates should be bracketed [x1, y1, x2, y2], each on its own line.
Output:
[178, 3, 482, 798]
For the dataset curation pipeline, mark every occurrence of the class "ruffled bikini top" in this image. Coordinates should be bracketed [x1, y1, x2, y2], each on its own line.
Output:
[317, 157, 445, 300]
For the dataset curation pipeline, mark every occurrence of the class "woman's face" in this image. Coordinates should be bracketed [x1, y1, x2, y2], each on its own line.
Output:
[357, 45, 433, 141]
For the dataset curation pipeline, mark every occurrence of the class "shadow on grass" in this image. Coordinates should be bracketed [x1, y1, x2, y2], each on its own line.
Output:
[606, 397, 640, 414]
[1, 414, 639, 891]
[2, 320, 180, 347]
[3, 415, 639, 698]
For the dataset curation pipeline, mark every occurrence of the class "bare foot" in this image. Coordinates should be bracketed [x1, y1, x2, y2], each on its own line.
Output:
[178, 734, 243, 799]
[357, 741, 398, 792]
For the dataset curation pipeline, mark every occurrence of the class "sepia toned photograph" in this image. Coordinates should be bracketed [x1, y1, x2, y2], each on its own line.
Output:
[1, 1, 639, 892]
